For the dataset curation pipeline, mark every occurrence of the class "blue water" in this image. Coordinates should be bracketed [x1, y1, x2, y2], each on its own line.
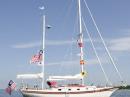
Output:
[0, 89, 130, 97]
[110, 90, 130, 97]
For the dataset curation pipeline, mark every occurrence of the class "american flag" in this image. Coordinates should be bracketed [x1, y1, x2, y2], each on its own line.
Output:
[5, 80, 16, 95]
[30, 50, 43, 64]
[8, 80, 16, 90]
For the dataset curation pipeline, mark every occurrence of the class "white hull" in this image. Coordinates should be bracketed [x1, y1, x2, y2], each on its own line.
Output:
[21, 87, 117, 97]
[22, 90, 115, 97]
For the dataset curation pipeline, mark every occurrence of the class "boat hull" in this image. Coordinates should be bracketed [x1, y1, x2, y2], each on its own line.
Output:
[21, 88, 117, 97]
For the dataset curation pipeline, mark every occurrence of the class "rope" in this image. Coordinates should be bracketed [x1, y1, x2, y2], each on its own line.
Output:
[83, 0, 123, 82]
[82, 18, 112, 85]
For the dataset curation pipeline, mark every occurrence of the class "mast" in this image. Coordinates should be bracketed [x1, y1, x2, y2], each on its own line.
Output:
[78, 0, 85, 85]
[42, 15, 45, 89]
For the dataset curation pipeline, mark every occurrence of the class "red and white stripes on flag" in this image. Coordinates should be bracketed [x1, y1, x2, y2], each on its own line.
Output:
[30, 50, 43, 64]
[30, 54, 42, 63]
[10, 82, 16, 90]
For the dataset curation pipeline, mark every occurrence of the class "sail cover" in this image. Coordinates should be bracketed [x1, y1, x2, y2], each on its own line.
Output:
[17, 73, 43, 79]
[47, 74, 83, 81]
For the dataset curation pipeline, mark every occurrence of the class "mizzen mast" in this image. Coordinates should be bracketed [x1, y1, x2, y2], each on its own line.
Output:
[42, 15, 45, 89]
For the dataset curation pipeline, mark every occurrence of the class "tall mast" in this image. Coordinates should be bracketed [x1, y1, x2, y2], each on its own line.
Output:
[42, 15, 45, 89]
[78, 0, 84, 85]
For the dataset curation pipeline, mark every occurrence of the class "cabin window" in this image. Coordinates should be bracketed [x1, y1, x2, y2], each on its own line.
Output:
[77, 89, 80, 90]
[58, 89, 62, 91]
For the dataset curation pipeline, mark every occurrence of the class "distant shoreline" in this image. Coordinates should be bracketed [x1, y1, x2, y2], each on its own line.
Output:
[118, 85, 130, 90]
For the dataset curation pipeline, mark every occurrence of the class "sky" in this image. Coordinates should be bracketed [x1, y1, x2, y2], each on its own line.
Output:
[0, 0, 130, 88]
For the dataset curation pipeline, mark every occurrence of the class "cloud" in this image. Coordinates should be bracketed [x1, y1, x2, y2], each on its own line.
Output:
[46, 40, 76, 46]
[87, 58, 100, 65]
[11, 38, 101, 49]
[11, 40, 75, 49]
[47, 39, 102, 46]
[10, 39, 83, 49]
[46, 61, 77, 66]
[11, 41, 41, 49]
[12, 36, 130, 52]
[45, 58, 107, 66]
[108, 37, 130, 51]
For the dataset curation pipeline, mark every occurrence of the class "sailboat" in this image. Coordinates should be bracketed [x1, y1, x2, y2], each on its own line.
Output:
[17, 0, 119, 97]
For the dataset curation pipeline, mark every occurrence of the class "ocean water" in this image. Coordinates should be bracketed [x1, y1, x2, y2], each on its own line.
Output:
[0, 89, 130, 97]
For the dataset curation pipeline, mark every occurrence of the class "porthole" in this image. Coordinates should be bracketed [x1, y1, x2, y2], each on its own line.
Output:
[68, 89, 71, 91]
